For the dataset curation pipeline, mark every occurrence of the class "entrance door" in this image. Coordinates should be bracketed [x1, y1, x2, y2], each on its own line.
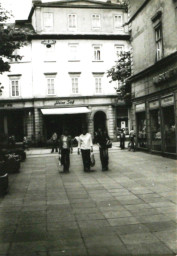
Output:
[94, 111, 107, 134]
[7, 111, 24, 142]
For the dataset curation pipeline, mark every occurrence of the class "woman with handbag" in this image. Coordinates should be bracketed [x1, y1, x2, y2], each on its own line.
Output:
[95, 128, 111, 171]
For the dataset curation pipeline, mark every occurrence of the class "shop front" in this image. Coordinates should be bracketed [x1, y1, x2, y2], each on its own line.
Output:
[41, 107, 90, 139]
[135, 103, 148, 149]
[135, 94, 177, 157]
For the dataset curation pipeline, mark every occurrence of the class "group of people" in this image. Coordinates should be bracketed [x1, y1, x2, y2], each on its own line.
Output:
[51, 127, 111, 174]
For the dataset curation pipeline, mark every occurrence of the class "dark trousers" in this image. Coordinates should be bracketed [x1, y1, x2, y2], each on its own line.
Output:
[61, 149, 70, 172]
[51, 141, 58, 152]
[120, 139, 125, 149]
[81, 149, 91, 172]
[100, 148, 109, 170]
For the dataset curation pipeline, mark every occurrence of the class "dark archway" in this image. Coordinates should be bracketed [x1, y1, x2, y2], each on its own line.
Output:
[94, 111, 107, 134]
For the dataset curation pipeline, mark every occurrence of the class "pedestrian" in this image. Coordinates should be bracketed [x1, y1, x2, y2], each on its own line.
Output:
[95, 128, 110, 171]
[23, 135, 29, 150]
[119, 129, 125, 149]
[59, 129, 72, 173]
[129, 128, 135, 151]
[78, 127, 93, 172]
[51, 132, 58, 153]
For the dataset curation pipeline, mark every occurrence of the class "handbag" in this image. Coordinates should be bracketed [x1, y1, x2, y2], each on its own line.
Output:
[106, 139, 112, 148]
[90, 152, 95, 167]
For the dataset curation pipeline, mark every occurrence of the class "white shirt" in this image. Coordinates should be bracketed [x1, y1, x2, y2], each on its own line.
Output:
[62, 136, 67, 149]
[78, 133, 93, 150]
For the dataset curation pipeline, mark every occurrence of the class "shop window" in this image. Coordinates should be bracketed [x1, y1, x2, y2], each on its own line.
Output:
[93, 45, 101, 61]
[163, 106, 176, 153]
[43, 12, 53, 31]
[155, 25, 163, 61]
[114, 15, 123, 29]
[136, 112, 147, 148]
[10, 80, 20, 97]
[68, 14, 77, 30]
[150, 109, 161, 151]
[92, 14, 101, 29]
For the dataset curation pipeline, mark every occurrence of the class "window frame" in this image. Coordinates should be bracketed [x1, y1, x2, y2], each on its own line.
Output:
[155, 24, 163, 61]
[10, 79, 20, 97]
[71, 76, 79, 94]
[68, 43, 79, 61]
[43, 12, 54, 31]
[114, 14, 123, 30]
[92, 14, 101, 29]
[114, 45, 124, 60]
[68, 14, 77, 30]
[93, 45, 102, 61]
[46, 76, 56, 96]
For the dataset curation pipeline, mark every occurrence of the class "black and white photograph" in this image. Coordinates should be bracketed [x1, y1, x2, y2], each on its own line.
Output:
[0, 0, 177, 255]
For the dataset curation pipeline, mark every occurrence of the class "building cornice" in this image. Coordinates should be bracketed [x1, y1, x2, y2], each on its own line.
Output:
[29, 34, 130, 40]
[128, 51, 177, 83]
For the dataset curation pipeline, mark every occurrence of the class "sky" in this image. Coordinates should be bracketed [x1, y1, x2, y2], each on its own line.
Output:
[0, 0, 61, 20]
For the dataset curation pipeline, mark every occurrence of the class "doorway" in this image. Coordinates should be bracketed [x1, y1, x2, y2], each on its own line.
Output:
[94, 111, 107, 134]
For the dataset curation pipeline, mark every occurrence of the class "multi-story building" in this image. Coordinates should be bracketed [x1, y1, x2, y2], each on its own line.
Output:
[128, 0, 177, 157]
[0, 0, 130, 143]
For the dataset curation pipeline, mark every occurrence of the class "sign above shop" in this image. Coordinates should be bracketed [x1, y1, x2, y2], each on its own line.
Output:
[149, 100, 159, 110]
[153, 67, 177, 85]
[0, 103, 13, 108]
[161, 96, 174, 107]
[54, 100, 75, 106]
[136, 103, 145, 112]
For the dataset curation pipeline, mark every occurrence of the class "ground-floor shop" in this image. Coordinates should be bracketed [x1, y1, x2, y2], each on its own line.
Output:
[133, 92, 177, 157]
[0, 96, 129, 145]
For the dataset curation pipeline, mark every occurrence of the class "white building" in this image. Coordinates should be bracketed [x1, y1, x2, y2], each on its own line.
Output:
[0, 0, 130, 143]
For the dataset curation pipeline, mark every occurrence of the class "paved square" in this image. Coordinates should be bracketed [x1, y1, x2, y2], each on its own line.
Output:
[0, 148, 176, 255]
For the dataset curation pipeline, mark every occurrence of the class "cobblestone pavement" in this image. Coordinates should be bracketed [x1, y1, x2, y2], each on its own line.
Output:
[0, 148, 176, 256]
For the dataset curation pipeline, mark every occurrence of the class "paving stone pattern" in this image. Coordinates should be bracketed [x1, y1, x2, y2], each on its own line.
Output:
[0, 149, 176, 256]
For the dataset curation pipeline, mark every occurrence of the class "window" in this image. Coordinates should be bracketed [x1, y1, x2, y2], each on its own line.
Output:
[44, 44, 55, 61]
[11, 80, 20, 97]
[93, 45, 101, 61]
[92, 14, 101, 29]
[68, 44, 79, 61]
[114, 15, 123, 29]
[47, 78, 55, 95]
[68, 14, 77, 29]
[71, 77, 79, 94]
[115, 45, 124, 59]
[43, 12, 53, 30]
[95, 77, 102, 93]
[155, 25, 163, 61]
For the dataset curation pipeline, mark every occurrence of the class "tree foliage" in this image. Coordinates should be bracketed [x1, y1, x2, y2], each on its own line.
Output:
[107, 51, 131, 103]
[0, 4, 27, 74]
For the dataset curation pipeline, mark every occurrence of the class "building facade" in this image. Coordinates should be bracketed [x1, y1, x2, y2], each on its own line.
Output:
[0, 0, 130, 143]
[128, 0, 177, 157]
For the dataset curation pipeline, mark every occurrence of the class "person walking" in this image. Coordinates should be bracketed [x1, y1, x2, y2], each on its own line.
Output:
[78, 128, 93, 172]
[95, 128, 110, 171]
[59, 129, 72, 173]
[51, 132, 58, 153]
[129, 128, 135, 151]
[119, 129, 125, 150]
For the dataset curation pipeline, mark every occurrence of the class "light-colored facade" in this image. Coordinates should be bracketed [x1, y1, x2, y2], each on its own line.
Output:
[128, 0, 177, 157]
[0, 0, 130, 143]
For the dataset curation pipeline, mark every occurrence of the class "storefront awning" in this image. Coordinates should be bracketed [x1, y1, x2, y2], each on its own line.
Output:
[41, 107, 91, 115]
